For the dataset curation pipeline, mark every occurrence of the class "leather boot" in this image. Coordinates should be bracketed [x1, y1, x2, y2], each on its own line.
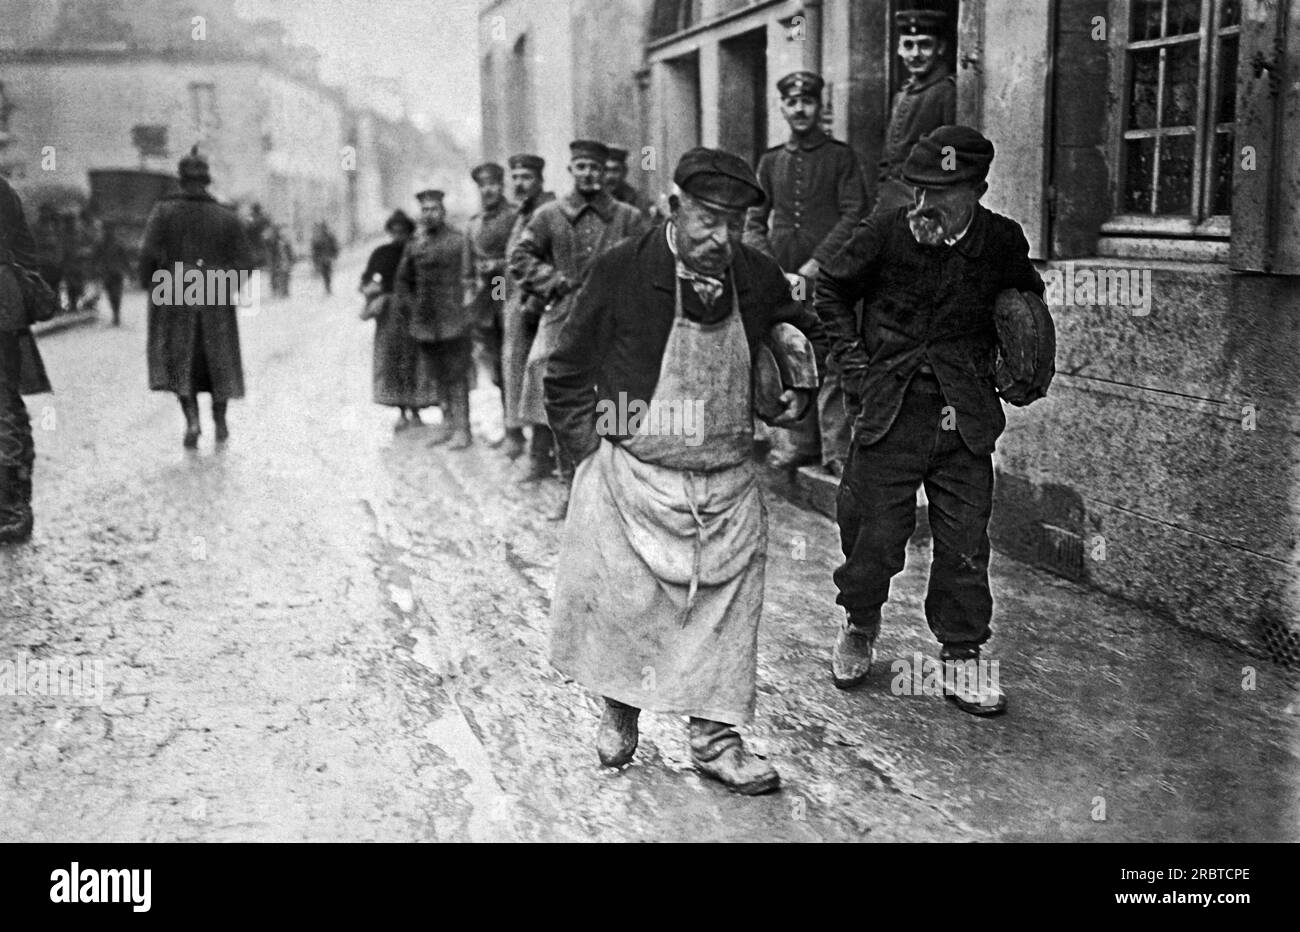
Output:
[688, 718, 780, 795]
[831, 611, 879, 690]
[548, 453, 574, 521]
[596, 698, 640, 767]
[502, 427, 526, 460]
[446, 381, 472, 450]
[212, 400, 229, 444]
[0, 466, 32, 544]
[179, 396, 201, 449]
[519, 426, 555, 482]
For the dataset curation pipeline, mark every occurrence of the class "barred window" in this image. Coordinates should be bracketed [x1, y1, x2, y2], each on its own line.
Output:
[1117, 0, 1241, 225]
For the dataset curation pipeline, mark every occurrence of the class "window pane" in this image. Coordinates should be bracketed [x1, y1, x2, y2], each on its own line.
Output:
[1167, 0, 1201, 36]
[1157, 133, 1195, 213]
[1131, 0, 1164, 40]
[1124, 137, 1157, 212]
[1163, 41, 1201, 126]
[1216, 34, 1238, 124]
[1129, 48, 1162, 129]
[1220, 0, 1241, 27]
[1209, 130, 1234, 215]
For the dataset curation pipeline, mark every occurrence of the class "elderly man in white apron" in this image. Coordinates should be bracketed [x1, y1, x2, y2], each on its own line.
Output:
[545, 148, 825, 795]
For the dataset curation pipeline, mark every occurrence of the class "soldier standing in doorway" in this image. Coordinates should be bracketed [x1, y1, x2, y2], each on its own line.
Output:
[744, 70, 866, 476]
[874, 7, 958, 214]
[462, 162, 518, 453]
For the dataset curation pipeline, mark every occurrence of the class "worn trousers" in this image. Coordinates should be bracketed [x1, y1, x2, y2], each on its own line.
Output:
[0, 332, 33, 471]
[833, 376, 994, 647]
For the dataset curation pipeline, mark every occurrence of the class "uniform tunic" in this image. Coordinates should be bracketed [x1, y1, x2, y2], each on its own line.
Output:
[875, 63, 957, 213]
[510, 190, 646, 426]
[462, 202, 518, 388]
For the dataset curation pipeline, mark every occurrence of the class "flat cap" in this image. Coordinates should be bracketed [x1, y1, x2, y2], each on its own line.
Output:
[673, 146, 765, 210]
[569, 139, 610, 163]
[605, 146, 629, 163]
[508, 153, 545, 172]
[178, 144, 211, 183]
[776, 70, 824, 99]
[895, 8, 948, 35]
[414, 188, 445, 203]
[471, 161, 504, 184]
[902, 125, 994, 188]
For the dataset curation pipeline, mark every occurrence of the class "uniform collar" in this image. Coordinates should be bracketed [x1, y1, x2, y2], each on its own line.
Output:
[784, 126, 830, 152]
[903, 61, 952, 94]
[560, 189, 616, 222]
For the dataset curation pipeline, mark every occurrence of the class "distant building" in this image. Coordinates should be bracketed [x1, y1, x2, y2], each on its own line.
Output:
[479, 0, 1300, 666]
[0, 0, 455, 243]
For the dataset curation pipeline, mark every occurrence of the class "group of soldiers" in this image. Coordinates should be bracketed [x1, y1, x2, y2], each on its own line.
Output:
[29, 203, 132, 327]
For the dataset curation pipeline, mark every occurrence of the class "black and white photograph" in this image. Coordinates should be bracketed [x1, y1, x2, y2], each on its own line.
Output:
[0, 0, 1296, 875]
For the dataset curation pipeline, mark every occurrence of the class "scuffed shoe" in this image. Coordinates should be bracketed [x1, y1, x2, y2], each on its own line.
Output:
[502, 431, 526, 460]
[940, 647, 1007, 717]
[689, 719, 780, 795]
[596, 699, 640, 768]
[831, 621, 876, 690]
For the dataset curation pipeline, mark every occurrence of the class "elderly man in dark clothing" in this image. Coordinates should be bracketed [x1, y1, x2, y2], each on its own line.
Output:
[140, 147, 253, 449]
[0, 177, 53, 544]
[397, 189, 473, 449]
[816, 126, 1045, 716]
[875, 8, 958, 214]
[546, 148, 828, 794]
[745, 70, 866, 475]
[463, 162, 520, 453]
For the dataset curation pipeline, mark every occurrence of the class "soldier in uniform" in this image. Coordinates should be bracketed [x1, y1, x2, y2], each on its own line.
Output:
[502, 154, 556, 470]
[462, 162, 520, 454]
[744, 70, 866, 476]
[604, 146, 647, 215]
[510, 139, 646, 516]
[396, 189, 474, 449]
[816, 126, 1045, 716]
[874, 8, 958, 214]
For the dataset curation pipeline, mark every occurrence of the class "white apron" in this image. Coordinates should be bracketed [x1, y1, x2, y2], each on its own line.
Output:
[550, 275, 768, 725]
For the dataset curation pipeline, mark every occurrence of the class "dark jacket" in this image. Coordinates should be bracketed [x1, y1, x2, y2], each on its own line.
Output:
[139, 190, 253, 399]
[395, 222, 467, 343]
[545, 224, 830, 465]
[744, 127, 867, 271]
[0, 178, 51, 395]
[815, 204, 1045, 455]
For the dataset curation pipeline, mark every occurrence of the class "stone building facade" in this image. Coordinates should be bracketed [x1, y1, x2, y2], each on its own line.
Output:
[478, 0, 1300, 665]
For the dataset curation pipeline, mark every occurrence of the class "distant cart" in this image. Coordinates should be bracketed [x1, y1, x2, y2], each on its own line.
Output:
[86, 169, 179, 264]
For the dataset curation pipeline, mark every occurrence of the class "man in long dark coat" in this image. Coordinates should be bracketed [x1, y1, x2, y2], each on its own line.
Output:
[0, 176, 53, 544]
[140, 147, 253, 448]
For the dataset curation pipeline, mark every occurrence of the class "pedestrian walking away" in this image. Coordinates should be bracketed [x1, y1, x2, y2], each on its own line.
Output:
[139, 145, 254, 449]
[311, 221, 340, 295]
[462, 161, 518, 450]
[395, 188, 474, 449]
[816, 125, 1051, 716]
[510, 138, 647, 515]
[545, 147, 829, 794]
[745, 69, 866, 476]
[0, 176, 54, 545]
[361, 209, 441, 431]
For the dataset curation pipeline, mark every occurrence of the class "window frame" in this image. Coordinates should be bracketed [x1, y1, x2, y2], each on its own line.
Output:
[1103, 0, 1240, 240]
